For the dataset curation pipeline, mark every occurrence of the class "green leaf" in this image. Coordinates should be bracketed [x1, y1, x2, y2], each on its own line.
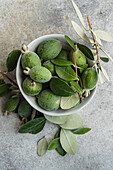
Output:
[71, 20, 90, 43]
[48, 138, 60, 150]
[60, 92, 80, 110]
[50, 77, 75, 97]
[95, 30, 113, 42]
[101, 66, 109, 81]
[79, 64, 88, 74]
[51, 59, 73, 66]
[71, 0, 87, 30]
[55, 66, 78, 81]
[77, 43, 94, 60]
[44, 114, 68, 125]
[55, 130, 67, 156]
[6, 50, 21, 72]
[37, 137, 48, 156]
[60, 113, 83, 130]
[70, 81, 82, 94]
[0, 83, 11, 97]
[18, 117, 46, 134]
[100, 48, 113, 63]
[65, 35, 76, 51]
[100, 57, 109, 62]
[5, 96, 20, 111]
[0, 79, 5, 85]
[60, 129, 77, 155]
[73, 127, 91, 135]
[18, 100, 32, 118]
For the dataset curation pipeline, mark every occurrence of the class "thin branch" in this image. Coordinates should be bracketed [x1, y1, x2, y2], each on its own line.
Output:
[0, 70, 18, 87]
[87, 16, 100, 67]
[72, 50, 78, 84]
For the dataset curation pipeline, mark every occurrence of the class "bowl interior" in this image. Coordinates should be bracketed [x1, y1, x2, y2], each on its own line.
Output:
[16, 34, 96, 116]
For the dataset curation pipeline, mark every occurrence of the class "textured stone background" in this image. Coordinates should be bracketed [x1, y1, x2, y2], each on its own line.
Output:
[0, 0, 113, 170]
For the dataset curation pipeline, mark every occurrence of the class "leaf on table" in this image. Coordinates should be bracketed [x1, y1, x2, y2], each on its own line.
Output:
[18, 117, 46, 134]
[65, 35, 76, 51]
[55, 66, 78, 81]
[71, 20, 90, 43]
[60, 129, 77, 155]
[95, 30, 113, 42]
[98, 71, 103, 84]
[60, 92, 80, 110]
[60, 113, 83, 130]
[51, 59, 73, 66]
[71, 0, 87, 30]
[50, 77, 75, 97]
[70, 81, 82, 94]
[44, 114, 68, 125]
[100, 49, 113, 63]
[73, 127, 91, 135]
[101, 66, 110, 81]
[6, 50, 21, 72]
[0, 83, 11, 97]
[77, 43, 94, 60]
[48, 137, 60, 150]
[37, 137, 48, 156]
[100, 57, 109, 62]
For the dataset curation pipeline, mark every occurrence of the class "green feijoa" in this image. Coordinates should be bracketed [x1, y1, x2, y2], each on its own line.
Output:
[38, 89, 60, 111]
[30, 66, 52, 83]
[5, 96, 20, 111]
[43, 60, 55, 75]
[69, 50, 86, 66]
[22, 77, 42, 96]
[18, 100, 32, 118]
[21, 51, 41, 69]
[37, 39, 62, 60]
[56, 50, 68, 60]
[82, 68, 98, 90]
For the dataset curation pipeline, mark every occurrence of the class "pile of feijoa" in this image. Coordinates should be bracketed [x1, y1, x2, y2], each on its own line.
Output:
[21, 38, 98, 111]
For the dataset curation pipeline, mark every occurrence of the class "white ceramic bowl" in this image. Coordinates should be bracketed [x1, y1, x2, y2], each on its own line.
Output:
[16, 34, 97, 116]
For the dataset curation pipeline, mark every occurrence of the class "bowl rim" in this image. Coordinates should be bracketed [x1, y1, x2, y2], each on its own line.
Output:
[16, 34, 97, 116]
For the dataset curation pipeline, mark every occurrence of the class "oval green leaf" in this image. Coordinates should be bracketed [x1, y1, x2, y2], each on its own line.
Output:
[71, 20, 90, 43]
[44, 115, 68, 125]
[50, 77, 75, 97]
[73, 127, 91, 135]
[6, 50, 21, 72]
[48, 137, 60, 150]
[60, 92, 80, 110]
[37, 137, 48, 156]
[18, 100, 32, 118]
[51, 59, 73, 66]
[5, 96, 20, 111]
[100, 57, 109, 62]
[55, 66, 78, 81]
[95, 30, 113, 42]
[70, 81, 82, 94]
[60, 113, 83, 130]
[18, 117, 46, 134]
[0, 83, 11, 97]
[65, 35, 76, 51]
[60, 129, 77, 155]
[79, 64, 88, 74]
[77, 43, 94, 60]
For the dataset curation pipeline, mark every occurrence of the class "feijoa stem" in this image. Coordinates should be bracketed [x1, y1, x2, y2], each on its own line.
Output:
[87, 16, 100, 68]
[0, 70, 18, 87]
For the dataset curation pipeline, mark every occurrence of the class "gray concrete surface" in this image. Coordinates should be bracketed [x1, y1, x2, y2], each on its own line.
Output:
[0, 0, 113, 170]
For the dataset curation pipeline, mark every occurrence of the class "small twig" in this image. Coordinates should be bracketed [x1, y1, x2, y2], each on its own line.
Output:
[0, 70, 18, 87]
[72, 50, 78, 84]
[87, 16, 100, 68]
